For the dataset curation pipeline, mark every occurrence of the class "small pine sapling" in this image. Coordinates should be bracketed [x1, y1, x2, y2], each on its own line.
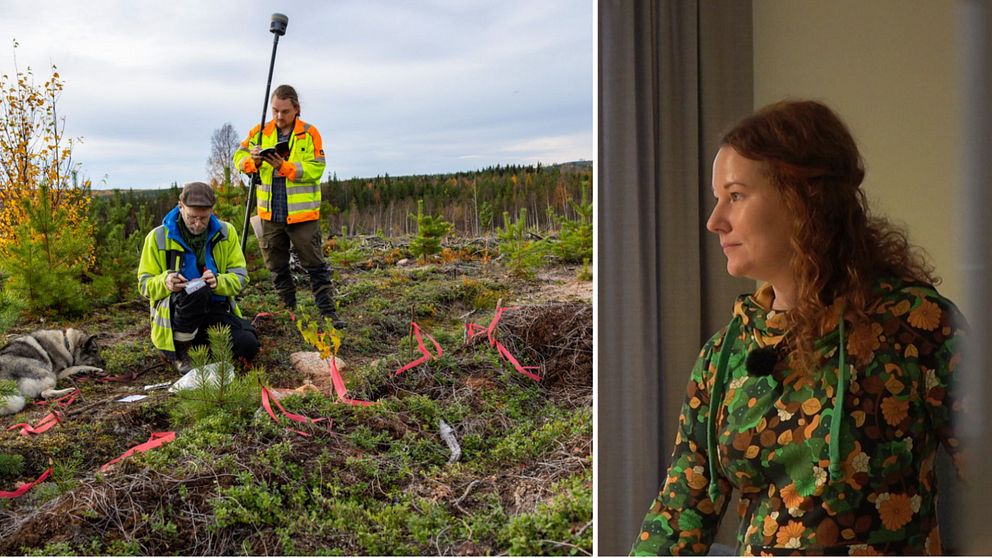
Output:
[409, 199, 453, 262]
[552, 180, 592, 264]
[497, 208, 545, 279]
[171, 324, 262, 427]
[1, 184, 93, 315]
[327, 225, 364, 268]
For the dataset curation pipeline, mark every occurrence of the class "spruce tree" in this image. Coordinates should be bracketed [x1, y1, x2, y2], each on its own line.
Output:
[409, 199, 453, 261]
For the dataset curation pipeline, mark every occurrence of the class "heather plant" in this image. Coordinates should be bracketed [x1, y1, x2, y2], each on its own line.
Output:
[0, 449, 24, 482]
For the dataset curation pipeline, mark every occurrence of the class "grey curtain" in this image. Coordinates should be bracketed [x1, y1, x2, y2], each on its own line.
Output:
[597, 1, 754, 554]
[959, 0, 992, 554]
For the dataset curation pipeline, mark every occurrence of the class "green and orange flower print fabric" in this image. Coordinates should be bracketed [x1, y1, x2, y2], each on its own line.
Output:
[631, 278, 965, 556]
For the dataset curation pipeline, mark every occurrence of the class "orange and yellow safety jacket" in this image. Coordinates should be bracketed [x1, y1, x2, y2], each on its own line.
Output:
[233, 118, 326, 223]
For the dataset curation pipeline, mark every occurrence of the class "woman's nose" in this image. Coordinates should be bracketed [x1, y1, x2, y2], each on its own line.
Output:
[706, 202, 726, 234]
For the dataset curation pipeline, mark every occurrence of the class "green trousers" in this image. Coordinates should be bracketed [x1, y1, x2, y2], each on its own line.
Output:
[259, 219, 335, 313]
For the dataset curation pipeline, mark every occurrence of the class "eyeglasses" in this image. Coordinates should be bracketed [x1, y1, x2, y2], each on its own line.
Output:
[182, 211, 212, 224]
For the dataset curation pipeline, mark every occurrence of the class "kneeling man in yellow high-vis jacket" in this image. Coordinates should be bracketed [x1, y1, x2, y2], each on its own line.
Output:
[137, 182, 260, 371]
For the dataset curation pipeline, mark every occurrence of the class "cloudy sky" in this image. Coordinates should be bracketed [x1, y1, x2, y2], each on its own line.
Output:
[0, 0, 592, 189]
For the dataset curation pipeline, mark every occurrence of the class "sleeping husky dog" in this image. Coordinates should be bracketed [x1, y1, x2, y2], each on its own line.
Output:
[0, 328, 105, 415]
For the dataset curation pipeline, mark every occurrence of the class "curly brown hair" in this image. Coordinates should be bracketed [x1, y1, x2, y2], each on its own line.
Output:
[721, 99, 937, 372]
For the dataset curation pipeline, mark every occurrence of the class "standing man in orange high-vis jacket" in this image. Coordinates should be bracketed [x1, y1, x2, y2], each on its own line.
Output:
[234, 84, 345, 328]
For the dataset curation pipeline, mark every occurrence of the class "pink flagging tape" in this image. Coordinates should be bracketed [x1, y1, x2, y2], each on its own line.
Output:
[100, 432, 176, 472]
[0, 467, 53, 499]
[485, 306, 509, 345]
[328, 356, 375, 407]
[11, 389, 81, 436]
[252, 310, 296, 326]
[261, 386, 331, 437]
[96, 371, 141, 384]
[496, 342, 542, 382]
[465, 322, 486, 338]
[33, 389, 79, 408]
[8, 411, 62, 436]
[466, 305, 542, 382]
[395, 322, 443, 376]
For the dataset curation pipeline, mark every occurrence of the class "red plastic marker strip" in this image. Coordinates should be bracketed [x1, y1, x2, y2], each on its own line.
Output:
[8, 410, 64, 436]
[485, 306, 507, 345]
[467, 306, 542, 382]
[97, 370, 142, 384]
[260, 386, 330, 437]
[395, 322, 444, 376]
[496, 342, 542, 381]
[33, 388, 79, 408]
[328, 357, 374, 406]
[252, 310, 296, 326]
[0, 467, 53, 499]
[100, 432, 176, 472]
[465, 322, 486, 338]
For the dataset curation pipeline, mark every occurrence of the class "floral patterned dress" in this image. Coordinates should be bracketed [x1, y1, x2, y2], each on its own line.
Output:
[631, 278, 965, 556]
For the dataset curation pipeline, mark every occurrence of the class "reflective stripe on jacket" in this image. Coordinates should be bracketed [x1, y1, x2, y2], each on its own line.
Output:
[233, 118, 326, 224]
[136, 206, 249, 353]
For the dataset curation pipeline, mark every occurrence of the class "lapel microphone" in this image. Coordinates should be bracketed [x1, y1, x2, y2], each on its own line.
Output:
[745, 345, 780, 377]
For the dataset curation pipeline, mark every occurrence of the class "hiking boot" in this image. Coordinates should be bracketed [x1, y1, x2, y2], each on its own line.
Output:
[172, 339, 194, 374]
[174, 358, 193, 374]
[321, 309, 347, 330]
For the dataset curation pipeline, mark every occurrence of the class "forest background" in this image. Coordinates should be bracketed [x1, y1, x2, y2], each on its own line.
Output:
[0, 64, 591, 322]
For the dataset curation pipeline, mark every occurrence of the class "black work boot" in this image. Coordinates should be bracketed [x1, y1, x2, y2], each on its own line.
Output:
[320, 307, 347, 330]
[278, 290, 298, 312]
[316, 296, 346, 330]
[307, 265, 346, 329]
[172, 339, 194, 374]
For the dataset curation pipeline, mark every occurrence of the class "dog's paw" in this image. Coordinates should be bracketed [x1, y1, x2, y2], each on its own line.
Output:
[41, 387, 76, 399]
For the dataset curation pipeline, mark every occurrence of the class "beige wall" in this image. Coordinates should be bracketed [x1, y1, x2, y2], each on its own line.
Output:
[752, 0, 964, 305]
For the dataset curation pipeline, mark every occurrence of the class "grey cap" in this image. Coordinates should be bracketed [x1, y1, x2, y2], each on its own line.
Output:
[179, 182, 216, 208]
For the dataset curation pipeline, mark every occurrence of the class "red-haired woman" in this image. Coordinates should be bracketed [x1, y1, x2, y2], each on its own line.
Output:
[631, 100, 965, 556]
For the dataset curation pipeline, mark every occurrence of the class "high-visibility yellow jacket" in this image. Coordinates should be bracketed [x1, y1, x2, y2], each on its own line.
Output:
[136, 206, 249, 354]
[233, 118, 326, 223]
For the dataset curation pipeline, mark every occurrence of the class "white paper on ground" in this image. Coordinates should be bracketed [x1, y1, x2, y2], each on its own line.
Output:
[168, 363, 223, 393]
[117, 394, 147, 403]
[144, 382, 172, 391]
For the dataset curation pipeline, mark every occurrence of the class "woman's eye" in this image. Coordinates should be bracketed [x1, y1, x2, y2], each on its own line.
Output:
[729, 192, 743, 202]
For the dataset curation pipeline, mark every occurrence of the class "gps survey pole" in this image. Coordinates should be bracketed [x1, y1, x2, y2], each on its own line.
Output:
[241, 12, 289, 253]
